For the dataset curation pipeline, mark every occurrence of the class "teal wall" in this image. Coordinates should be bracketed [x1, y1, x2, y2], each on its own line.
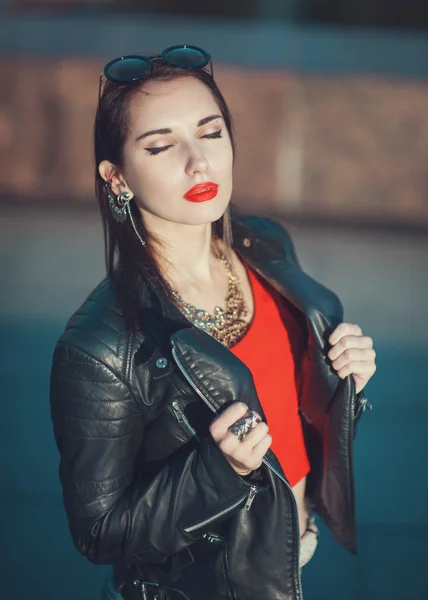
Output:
[0, 14, 427, 77]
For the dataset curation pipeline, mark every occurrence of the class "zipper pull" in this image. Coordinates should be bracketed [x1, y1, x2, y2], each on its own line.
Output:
[171, 400, 184, 422]
[360, 398, 373, 412]
[244, 486, 258, 511]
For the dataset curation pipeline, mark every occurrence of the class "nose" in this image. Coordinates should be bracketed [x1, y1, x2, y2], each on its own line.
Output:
[184, 144, 209, 177]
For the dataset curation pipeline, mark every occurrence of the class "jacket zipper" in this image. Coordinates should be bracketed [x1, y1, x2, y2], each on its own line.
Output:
[169, 399, 200, 441]
[171, 346, 303, 600]
[184, 485, 260, 534]
[135, 580, 191, 600]
[354, 396, 372, 421]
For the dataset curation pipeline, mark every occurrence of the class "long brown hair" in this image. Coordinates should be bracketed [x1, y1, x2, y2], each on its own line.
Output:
[94, 60, 236, 332]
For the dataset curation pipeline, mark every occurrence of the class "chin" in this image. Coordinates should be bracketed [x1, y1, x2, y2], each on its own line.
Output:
[179, 195, 231, 226]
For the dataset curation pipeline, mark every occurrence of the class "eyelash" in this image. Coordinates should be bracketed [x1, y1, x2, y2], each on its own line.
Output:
[146, 129, 223, 156]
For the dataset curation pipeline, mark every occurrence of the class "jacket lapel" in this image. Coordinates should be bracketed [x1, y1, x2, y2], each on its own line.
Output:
[232, 218, 345, 406]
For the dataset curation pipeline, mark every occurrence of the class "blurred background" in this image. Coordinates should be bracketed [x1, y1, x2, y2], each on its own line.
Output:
[0, 1, 427, 599]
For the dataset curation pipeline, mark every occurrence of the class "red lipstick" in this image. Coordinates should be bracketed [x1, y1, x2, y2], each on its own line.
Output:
[183, 182, 218, 203]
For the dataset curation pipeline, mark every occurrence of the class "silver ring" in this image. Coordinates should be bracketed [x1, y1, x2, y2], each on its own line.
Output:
[229, 411, 262, 441]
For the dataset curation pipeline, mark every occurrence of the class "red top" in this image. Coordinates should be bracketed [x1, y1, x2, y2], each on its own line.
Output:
[230, 266, 310, 487]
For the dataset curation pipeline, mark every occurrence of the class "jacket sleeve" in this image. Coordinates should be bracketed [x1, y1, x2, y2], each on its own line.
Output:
[50, 341, 259, 566]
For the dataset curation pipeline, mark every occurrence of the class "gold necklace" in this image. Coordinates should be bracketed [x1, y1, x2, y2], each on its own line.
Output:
[171, 242, 250, 348]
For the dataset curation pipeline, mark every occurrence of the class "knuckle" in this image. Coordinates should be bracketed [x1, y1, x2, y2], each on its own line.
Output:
[259, 422, 269, 434]
[342, 322, 351, 334]
[219, 438, 234, 454]
[364, 336, 374, 348]
[344, 348, 353, 360]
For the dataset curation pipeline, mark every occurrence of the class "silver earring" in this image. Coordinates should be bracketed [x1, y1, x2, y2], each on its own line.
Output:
[105, 182, 130, 223]
[104, 182, 146, 246]
[126, 201, 146, 247]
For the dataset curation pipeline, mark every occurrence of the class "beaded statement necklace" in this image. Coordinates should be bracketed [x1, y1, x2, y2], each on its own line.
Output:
[171, 242, 250, 348]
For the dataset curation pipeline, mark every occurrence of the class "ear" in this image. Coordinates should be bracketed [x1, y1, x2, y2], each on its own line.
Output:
[98, 160, 134, 197]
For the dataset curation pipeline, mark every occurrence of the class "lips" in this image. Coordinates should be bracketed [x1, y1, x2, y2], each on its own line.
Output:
[184, 182, 218, 203]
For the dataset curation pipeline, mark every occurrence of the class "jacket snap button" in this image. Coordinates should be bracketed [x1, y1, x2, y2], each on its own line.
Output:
[156, 357, 168, 369]
[243, 237, 251, 247]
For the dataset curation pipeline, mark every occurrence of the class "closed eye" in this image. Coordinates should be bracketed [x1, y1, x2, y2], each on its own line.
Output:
[145, 145, 172, 156]
[202, 129, 222, 139]
[145, 129, 222, 156]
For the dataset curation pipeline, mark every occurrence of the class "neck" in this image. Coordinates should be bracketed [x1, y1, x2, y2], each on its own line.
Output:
[142, 212, 218, 287]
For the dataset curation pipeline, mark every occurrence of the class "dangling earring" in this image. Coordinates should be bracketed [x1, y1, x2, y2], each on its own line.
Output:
[105, 181, 130, 223]
[126, 201, 146, 247]
[104, 181, 146, 246]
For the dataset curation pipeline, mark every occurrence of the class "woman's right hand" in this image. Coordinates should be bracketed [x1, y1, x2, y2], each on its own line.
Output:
[209, 402, 272, 476]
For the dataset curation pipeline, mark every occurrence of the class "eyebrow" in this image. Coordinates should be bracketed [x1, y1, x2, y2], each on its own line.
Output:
[135, 114, 223, 143]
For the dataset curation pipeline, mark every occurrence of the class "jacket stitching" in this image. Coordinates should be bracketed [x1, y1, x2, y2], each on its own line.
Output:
[124, 333, 133, 382]
[177, 351, 217, 410]
[78, 489, 125, 506]
[63, 327, 118, 356]
[54, 393, 134, 405]
[85, 295, 123, 318]
[58, 341, 139, 396]
[69, 311, 124, 338]
[56, 357, 110, 367]
[64, 414, 141, 424]
[64, 430, 140, 441]
[65, 467, 134, 487]
[56, 342, 139, 409]
[54, 374, 121, 385]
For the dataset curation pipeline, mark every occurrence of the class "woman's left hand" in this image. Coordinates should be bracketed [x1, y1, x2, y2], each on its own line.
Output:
[328, 323, 376, 394]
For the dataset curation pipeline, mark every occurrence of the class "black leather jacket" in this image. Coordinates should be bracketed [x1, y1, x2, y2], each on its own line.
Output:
[50, 215, 367, 600]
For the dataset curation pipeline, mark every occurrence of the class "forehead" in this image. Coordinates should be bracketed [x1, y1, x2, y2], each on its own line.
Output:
[128, 77, 220, 128]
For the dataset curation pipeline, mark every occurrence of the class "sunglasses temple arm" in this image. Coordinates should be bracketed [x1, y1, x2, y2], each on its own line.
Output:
[98, 73, 103, 107]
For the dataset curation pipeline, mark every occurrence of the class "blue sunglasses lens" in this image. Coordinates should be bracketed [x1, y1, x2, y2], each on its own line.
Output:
[105, 57, 150, 82]
[162, 46, 210, 69]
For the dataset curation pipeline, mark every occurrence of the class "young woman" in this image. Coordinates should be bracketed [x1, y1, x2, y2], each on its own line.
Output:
[50, 46, 376, 600]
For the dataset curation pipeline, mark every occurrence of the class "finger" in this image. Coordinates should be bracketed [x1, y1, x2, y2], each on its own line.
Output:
[219, 413, 265, 451]
[328, 335, 373, 361]
[237, 421, 269, 450]
[250, 432, 273, 463]
[329, 323, 363, 346]
[232, 432, 273, 473]
[331, 347, 376, 371]
[337, 361, 377, 379]
[209, 402, 249, 440]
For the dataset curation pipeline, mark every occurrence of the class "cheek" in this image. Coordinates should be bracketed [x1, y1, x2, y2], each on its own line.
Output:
[209, 140, 234, 175]
[125, 153, 169, 199]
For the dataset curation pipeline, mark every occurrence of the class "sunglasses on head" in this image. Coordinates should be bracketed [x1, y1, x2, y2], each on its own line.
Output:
[98, 44, 213, 104]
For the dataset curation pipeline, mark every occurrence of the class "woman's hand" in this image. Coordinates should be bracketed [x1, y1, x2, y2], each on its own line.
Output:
[209, 402, 272, 476]
[328, 323, 376, 394]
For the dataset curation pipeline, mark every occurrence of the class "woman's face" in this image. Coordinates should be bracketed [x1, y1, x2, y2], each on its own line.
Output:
[119, 76, 234, 227]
